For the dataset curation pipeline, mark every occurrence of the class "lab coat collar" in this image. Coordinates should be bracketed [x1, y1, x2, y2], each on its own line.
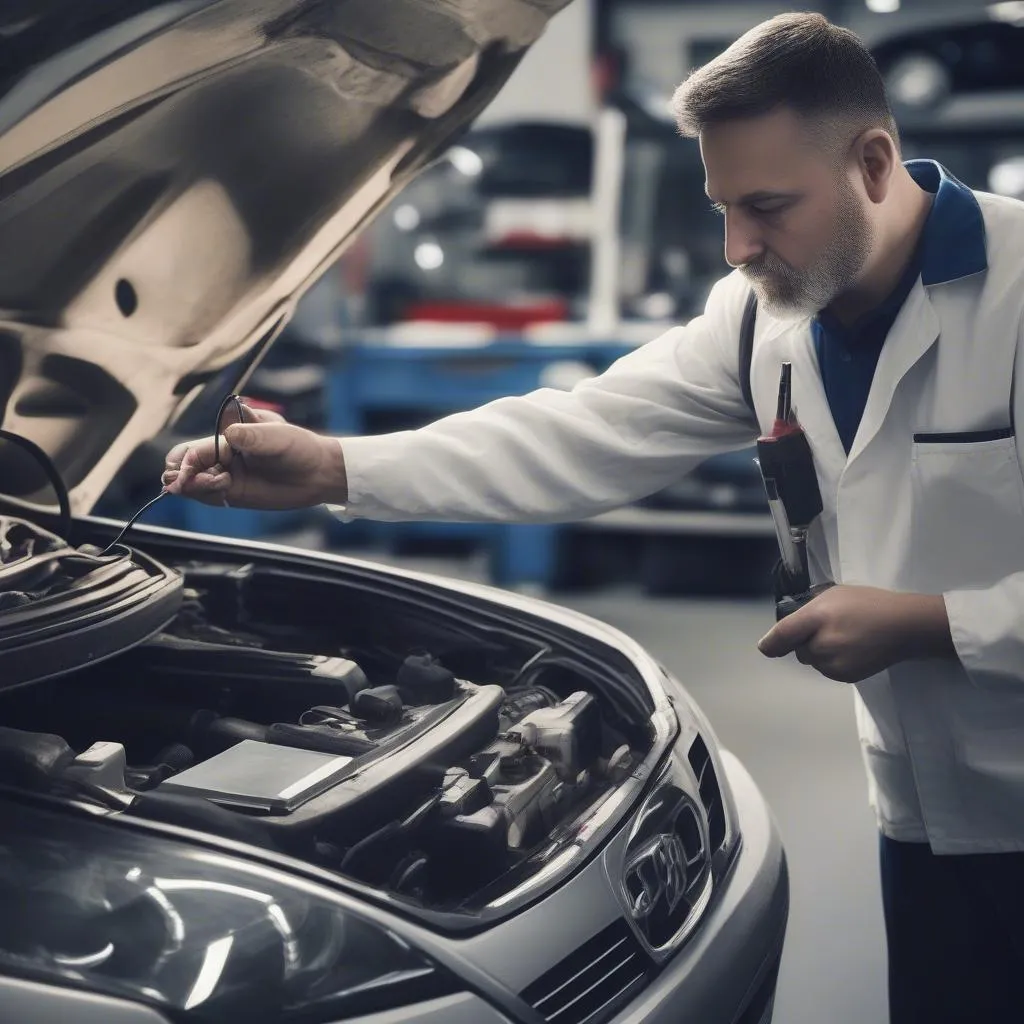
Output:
[841, 162, 980, 462]
[905, 159, 987, 286]
[846, 278, 939, 463]
[773, 279, 941, 479]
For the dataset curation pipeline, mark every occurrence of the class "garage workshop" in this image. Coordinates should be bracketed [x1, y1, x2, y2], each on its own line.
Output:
[1, 2, 1022, 1022]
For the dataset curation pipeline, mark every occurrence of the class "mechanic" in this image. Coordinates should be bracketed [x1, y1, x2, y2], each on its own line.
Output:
[164, 13, 1024, 1022]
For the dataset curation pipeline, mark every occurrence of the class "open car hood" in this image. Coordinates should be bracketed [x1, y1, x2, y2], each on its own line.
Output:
[0, 0, 570, 514]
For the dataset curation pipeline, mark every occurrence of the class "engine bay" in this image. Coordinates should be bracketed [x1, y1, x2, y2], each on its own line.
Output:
[0, 553, 654, 913]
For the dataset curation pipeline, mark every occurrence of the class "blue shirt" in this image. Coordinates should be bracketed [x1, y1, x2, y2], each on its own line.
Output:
[813, 160, 986, 454]
[813, 245, 922, 453]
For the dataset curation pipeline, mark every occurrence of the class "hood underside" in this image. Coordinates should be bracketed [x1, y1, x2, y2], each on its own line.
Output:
[0, 0, 571, 513]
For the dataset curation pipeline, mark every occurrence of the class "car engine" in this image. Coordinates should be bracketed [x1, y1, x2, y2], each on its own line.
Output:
[0, 558, 647, 912]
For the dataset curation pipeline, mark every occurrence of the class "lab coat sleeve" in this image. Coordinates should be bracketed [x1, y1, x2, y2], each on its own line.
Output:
[945, 582, 1024, 691]
[335, 273, 759, 524]
[943, 314, 1024, 692]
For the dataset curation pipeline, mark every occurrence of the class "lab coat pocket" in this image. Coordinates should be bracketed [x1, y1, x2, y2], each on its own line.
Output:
[909, 431, 1024, 592]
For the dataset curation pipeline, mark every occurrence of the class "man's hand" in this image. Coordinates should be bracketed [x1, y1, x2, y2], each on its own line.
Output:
[757, 585, 956, 683]
[162, 404, 347, 510]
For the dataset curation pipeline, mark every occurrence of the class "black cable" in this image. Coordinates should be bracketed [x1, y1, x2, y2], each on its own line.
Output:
[213, 392, 248, 466]
[0, 428, 72, 540]
[102, 392, 250, 555]
[99, 490, 169, 555]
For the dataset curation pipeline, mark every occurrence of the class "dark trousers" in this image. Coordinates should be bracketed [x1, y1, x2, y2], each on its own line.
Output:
[880, 834, 1024, 1023]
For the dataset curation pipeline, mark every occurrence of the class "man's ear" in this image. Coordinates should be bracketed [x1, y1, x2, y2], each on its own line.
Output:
[853, 129, 898, 204]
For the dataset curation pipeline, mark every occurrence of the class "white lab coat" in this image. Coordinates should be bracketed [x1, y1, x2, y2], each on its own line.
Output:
[340, 161, 1024, 853]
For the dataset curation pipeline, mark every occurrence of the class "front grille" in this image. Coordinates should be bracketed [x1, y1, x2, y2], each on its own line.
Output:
[688, 733, 726, 851]
[521, 919, 652, 1024]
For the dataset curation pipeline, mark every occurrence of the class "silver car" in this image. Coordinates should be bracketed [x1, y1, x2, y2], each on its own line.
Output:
[0, 1, 788, 1022]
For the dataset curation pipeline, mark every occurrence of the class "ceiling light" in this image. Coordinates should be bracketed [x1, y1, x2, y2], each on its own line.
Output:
[448, 146, 484, 177]
[990, 158, 1024, 198]
[393, 204, 421, 232]
[885, 54, 950, 107]
[414, 242, 444, 271]
[866, 0, 900, 11]
[989, 1, 1024, 23]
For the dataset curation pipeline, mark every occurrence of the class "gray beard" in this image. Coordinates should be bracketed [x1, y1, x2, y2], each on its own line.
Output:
[740, 191, 872, 322]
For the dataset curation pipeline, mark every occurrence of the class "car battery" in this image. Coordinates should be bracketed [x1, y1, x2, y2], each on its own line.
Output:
[158, 739, 355, 813]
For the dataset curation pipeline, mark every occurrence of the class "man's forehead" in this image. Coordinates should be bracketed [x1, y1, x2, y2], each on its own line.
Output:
[700, 108, 826, 198]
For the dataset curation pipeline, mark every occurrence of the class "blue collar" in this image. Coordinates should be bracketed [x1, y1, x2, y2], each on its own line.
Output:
[905, 159, 987, 286]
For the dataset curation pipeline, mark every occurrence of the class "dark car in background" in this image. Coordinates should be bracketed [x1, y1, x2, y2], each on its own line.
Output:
[873, 13, 1024, 111]
[873, 17, 1024, 204]
[0, 2, 787, 1023]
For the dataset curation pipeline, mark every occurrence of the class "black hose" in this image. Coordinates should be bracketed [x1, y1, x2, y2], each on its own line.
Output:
[0, 429, 71, 540]
[189, 710, 268, 753]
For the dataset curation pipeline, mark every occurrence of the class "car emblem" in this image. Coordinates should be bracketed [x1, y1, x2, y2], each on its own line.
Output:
[616, 782, 712, 955]
[624, 831, 689, 922]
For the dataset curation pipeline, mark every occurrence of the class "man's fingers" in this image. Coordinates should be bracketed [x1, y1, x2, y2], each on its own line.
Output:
[795, 645, 815, 666]
[223, 421, 294, 457]
[165, 440, 192, 473]
[176, 464, 233, 497]
[189, 469, 232, 491]
[162, 437, 231, 495]
[248, 405, 287, 425]
[219, 401, 286, 430]
[758, 609, 819, 658]
[164, 436, 219, 472]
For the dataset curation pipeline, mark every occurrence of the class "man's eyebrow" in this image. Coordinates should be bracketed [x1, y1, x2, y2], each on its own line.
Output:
[704, 188, 801, 206]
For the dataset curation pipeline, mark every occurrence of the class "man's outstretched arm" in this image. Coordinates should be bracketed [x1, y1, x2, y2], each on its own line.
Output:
[335, 276, 759, 524]
[166, 274, 759, 523]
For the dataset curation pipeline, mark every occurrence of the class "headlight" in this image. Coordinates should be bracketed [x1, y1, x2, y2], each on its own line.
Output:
[0, 800, 455, 1022]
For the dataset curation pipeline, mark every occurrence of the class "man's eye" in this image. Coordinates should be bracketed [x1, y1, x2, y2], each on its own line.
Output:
[751, 203, 789, 216]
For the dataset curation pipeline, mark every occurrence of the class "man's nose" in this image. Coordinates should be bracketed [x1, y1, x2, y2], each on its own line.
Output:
[724, 210, 765, 269]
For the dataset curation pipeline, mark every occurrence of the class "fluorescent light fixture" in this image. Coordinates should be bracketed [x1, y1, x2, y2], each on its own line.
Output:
[866, 0, 900, 11]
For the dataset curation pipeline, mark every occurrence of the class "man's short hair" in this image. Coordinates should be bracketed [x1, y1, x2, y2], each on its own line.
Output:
[672, 12, 899, 153]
